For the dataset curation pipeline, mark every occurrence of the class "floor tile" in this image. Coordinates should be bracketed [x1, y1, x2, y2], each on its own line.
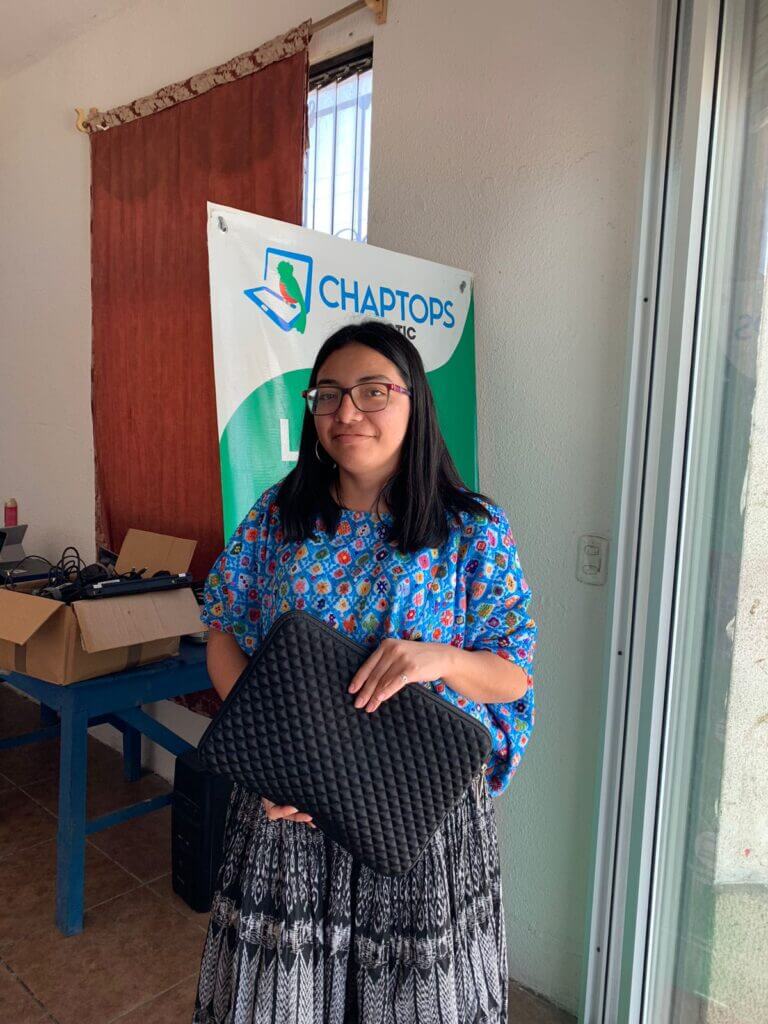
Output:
[146, 872, 211, 927]
[0, 687, 41, 738]
[0, 734, 122, 789]
[4, 886, 206, 1024]
[0, 789, 56, 859]
[0, 963, 49, 1023]
[0, 740, 61, 789]
[508, 981, 577, 1023]
[87, 805, 173, 883]
[0, 772, 14, 792]
[109, 972, 198, 1022]
[0, 839, 139, 946]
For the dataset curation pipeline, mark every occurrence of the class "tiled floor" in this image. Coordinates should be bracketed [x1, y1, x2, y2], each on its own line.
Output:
[508, 981, 577, 1023]
[0, 686, 208, 1024]
[0, 684, 576, 1024]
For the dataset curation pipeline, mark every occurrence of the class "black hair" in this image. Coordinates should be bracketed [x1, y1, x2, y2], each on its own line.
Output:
[276, 320, 494, 553]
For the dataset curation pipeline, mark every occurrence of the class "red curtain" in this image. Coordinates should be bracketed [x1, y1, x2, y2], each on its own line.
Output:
[90, 47, 308, 716]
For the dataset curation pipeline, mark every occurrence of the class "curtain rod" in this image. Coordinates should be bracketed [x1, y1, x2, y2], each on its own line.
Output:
[75, 2, 386, 133]
[312, 0, 387, 34]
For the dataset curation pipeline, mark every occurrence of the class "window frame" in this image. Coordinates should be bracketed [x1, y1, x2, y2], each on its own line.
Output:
[304, 43, 374, 242]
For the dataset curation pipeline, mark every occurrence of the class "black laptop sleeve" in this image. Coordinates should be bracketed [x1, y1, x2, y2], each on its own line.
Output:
[197, 609, 493, 875]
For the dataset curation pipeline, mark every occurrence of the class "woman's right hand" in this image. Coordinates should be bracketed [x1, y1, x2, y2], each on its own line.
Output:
[261, 796, 317, 828]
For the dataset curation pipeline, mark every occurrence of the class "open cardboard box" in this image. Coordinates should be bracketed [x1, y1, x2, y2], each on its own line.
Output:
[0, 529, 204, 685]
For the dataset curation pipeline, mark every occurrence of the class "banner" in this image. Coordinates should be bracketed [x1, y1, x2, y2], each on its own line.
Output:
[206, 203, 477, 538]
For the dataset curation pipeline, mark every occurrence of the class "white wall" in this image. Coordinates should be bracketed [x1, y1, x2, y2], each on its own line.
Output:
[0, 0, 653, 1011]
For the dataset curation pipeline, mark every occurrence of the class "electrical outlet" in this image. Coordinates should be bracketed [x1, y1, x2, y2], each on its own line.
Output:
[577, 534, 608, 585]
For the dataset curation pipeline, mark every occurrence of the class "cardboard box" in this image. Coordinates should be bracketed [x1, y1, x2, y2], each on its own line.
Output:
[0, 529, 204, 685]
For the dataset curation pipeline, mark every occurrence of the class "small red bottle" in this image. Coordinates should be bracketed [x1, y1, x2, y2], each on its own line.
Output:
[4, 499, 18, 527]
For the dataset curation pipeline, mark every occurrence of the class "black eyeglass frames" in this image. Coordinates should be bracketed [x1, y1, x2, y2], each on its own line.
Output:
[301, 381, 411, 415]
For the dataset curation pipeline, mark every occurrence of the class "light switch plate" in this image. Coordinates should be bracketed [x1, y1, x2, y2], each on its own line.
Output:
[577, 534, 608, 585]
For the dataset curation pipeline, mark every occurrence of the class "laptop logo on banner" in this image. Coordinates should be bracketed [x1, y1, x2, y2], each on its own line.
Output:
[244, 248, 313, 334]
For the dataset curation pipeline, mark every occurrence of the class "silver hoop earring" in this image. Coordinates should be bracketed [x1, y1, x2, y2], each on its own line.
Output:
[315, 439, 337, 469]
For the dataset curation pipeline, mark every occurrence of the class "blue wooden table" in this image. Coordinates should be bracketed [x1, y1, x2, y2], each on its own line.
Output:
[0, 640, 211, 935]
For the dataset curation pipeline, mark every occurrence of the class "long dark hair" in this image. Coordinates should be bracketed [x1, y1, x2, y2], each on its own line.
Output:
[277, 320, 493, 552]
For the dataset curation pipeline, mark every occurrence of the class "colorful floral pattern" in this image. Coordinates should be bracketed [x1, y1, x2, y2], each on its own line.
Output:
[200, 481, 537, 796]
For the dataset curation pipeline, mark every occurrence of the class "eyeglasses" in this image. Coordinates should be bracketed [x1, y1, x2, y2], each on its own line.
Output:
[302, 381, 411, 415]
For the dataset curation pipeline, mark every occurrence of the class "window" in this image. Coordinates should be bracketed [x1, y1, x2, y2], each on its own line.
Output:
[303, 44, 373, 243]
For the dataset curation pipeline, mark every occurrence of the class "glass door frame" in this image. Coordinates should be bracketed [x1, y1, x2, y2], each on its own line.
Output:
[580, 0, 728, 1019]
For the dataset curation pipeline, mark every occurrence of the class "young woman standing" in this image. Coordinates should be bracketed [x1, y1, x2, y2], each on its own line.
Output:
[193, 320, 537, 1023]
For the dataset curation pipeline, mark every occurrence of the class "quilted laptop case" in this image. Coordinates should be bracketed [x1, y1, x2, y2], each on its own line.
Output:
[197, 609, 493, 876]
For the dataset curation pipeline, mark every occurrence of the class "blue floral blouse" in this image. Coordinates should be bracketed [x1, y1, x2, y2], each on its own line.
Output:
[200, 481, 537, 796]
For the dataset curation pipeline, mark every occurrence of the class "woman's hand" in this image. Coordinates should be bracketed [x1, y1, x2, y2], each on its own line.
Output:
[261, 796, 317, 828]
[348, 638, 454, 713]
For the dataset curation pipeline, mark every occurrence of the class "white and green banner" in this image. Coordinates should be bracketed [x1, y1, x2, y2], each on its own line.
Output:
[206, 203, 477, 539]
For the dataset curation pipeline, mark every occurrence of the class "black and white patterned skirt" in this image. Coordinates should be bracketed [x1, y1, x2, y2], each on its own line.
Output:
[192, 770, 508, 1023]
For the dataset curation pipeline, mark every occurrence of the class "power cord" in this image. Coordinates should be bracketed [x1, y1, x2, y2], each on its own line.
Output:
[4, 546, 143, 603]
[5, 544, 185, 605]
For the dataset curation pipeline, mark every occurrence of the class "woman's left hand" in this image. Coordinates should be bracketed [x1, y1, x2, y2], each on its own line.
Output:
[348, 638, 452, 712]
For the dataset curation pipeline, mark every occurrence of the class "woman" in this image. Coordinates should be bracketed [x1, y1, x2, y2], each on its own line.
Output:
[192, 320, 537, 1024]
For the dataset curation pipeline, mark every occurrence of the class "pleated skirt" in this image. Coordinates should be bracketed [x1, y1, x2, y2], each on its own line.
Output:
[192, 770, 508, 1024]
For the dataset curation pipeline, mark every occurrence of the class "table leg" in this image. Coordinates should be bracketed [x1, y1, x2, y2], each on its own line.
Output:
[55, 706, 88, 936]
[122, 723, 142, 782]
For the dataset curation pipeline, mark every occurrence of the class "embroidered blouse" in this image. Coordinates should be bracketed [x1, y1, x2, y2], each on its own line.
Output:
[199, 481, 537, 796]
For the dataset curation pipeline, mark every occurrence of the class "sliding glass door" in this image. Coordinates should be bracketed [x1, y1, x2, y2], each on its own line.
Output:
[644, 0, 768, 1016]
[583, 0, 767, 1020]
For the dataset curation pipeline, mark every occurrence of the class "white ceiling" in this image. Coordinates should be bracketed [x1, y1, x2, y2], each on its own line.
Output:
[0, 0, 140, 80]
